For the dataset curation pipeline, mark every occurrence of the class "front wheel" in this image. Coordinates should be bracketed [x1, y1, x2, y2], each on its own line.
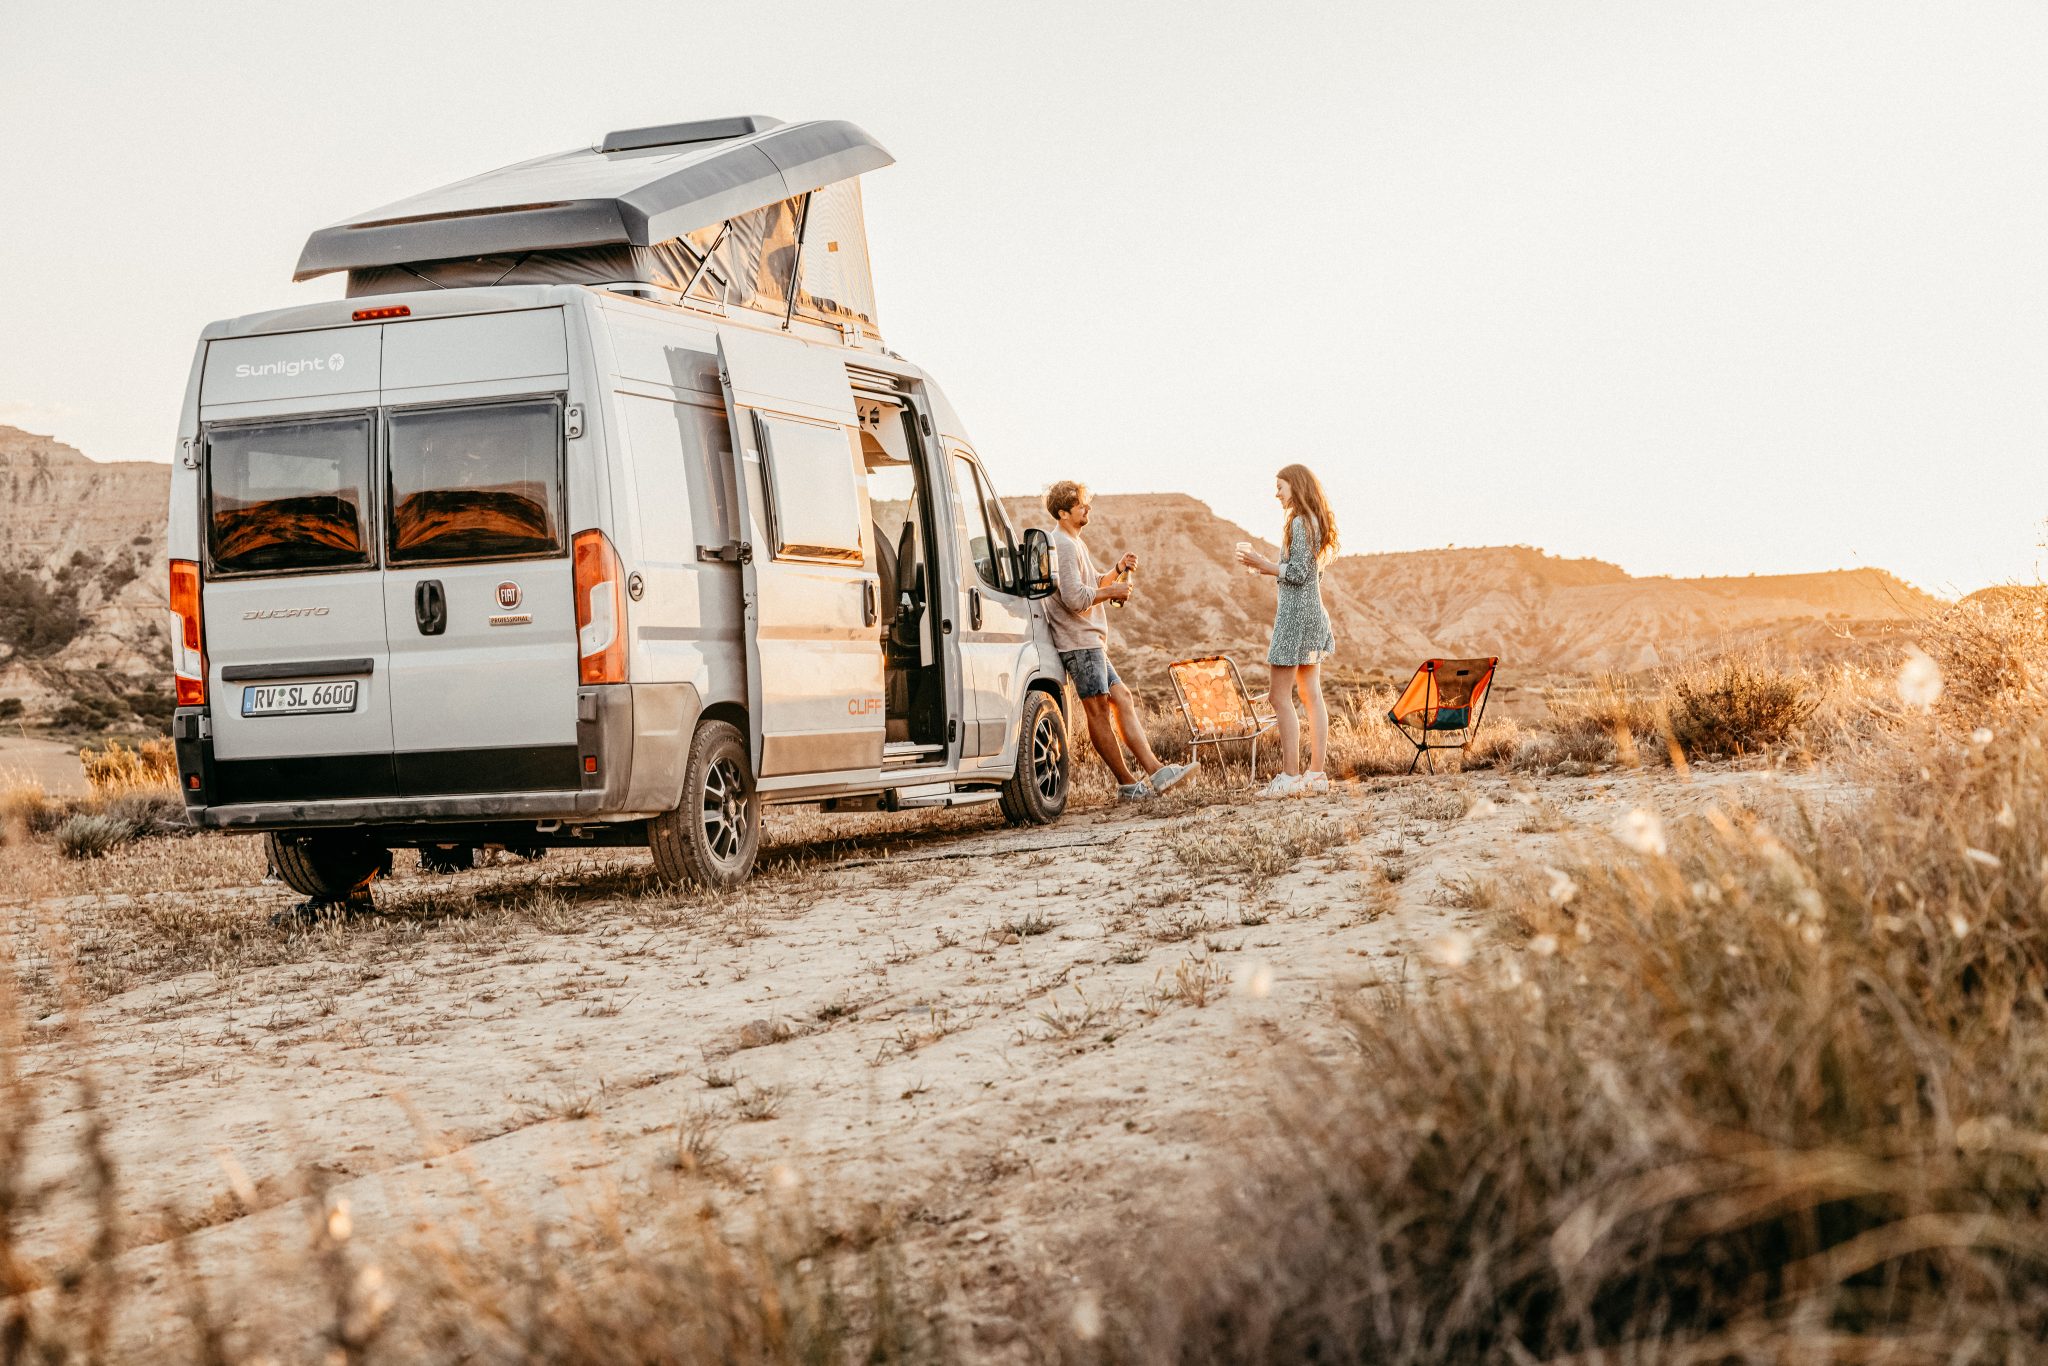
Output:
[648, 719, 761, 887]
[999, 691, 1070, 826]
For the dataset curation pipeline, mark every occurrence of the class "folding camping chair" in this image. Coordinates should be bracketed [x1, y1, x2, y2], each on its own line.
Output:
[1168, 655, 1280, 784]
[1388, 657, 1500, 774]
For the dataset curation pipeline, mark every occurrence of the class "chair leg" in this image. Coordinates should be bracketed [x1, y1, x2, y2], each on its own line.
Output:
[1407, 745, 1422, 775]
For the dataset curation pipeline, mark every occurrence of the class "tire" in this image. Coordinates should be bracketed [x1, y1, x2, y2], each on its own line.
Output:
[648, 719, 761, 888]
[999, 691, 1070, 826]
[419, 844, 475, 874]
[265, 831, 387, 900]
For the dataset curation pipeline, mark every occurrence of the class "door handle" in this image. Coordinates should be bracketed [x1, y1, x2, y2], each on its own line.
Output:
[414, 579, 447, 636]
[861, 579, 879, 627]
[969, 588, 983, 631]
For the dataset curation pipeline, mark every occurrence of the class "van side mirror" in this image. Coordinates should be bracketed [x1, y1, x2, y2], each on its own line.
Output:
[1018, 527, 1057, 599]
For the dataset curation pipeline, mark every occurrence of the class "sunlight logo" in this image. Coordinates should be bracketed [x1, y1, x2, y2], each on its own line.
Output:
[232, 351, 349, 381]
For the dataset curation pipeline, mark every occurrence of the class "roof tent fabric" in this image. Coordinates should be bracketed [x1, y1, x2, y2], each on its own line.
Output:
[343, 182, 881, 336]
[294, 117, 893, 282]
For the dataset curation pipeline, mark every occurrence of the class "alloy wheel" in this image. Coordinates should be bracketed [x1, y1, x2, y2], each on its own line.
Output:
[701, 756, 751, 863]
[1032, 713, 1066, 801]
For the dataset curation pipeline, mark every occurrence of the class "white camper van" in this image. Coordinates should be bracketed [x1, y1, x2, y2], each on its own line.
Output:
[167, 116, 1072, 893]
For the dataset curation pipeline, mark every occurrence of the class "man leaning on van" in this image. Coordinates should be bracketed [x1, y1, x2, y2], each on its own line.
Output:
[1044, 481, 1195, 802]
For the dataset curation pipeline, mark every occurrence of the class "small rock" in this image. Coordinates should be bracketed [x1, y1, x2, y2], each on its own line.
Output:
[966, 1228, 991, 1243]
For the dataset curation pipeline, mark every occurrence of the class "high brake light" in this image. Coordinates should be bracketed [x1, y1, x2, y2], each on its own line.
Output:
[169, 559, 206, 706]
[573, 529, 627, 685]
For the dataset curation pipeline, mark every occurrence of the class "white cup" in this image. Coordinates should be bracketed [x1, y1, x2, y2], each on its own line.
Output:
[1234, 541, 1256, 575]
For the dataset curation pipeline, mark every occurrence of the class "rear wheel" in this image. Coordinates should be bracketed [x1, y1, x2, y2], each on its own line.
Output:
[1000, 691, 1069, 826]
[419, 844, 475, 874]
[265, 831, 387, 900]
[648, 719, 761, 888]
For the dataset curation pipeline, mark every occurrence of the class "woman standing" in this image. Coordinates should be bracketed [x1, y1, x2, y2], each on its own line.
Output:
[1235, 465, 1338, 797]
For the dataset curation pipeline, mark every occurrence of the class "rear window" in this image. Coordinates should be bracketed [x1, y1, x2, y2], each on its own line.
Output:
[387, 400, 563, 565]
[206, 416, 373, 574]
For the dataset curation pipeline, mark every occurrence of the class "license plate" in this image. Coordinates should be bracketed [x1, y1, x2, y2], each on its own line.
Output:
[241, 680, 359, 717]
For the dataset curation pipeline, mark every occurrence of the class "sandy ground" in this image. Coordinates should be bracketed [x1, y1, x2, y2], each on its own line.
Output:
[0, 735, 88, 795]
[5, 763, 1849, 1358]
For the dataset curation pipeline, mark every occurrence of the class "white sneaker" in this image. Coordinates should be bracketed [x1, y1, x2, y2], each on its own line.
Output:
[1117, 779, 1157, 802]
[1302, 771, 1331, 796]
[1259, 773, 1303, 800]
[1148, 762, 1196, 795]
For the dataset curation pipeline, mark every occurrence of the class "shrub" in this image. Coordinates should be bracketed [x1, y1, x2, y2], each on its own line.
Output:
[0, 779, 68, 839]
[1665, 652, 1822, 757]
[104, 787, 189, 837]
[54, 812, 136, 859]
[1543, 674, 1668, 765]
[80, 737, 178, 794]
[1921, 592, 2048, 710]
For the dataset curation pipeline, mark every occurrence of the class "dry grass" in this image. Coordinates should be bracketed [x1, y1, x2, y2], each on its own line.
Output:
[79, 737, 178, 795]
[1063, 647, 2048, 1362]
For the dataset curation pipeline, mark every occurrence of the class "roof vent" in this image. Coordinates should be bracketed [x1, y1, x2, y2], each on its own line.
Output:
[599, 116, 782, 154]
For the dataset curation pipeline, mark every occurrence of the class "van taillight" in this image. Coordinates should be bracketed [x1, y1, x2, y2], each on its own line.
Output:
[572, 530, 627, 685]
[169, 559, 206, 706]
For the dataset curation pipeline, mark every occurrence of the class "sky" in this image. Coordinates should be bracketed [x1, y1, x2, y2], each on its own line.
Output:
[3, 1, 2045, 595]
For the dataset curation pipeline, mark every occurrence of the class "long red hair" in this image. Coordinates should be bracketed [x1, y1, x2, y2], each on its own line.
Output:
[1277, 464, 1338, 565]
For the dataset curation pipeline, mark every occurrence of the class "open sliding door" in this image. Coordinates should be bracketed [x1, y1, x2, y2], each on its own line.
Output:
[714, 329, 885, 782]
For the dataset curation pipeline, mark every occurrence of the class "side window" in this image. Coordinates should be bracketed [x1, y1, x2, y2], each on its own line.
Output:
[755, 413, 864, 563]
[950, 451, 1005, 592]
[386, 399, 563, 565]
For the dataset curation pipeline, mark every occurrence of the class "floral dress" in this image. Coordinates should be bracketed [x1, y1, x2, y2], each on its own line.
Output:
[1268, 515, 1336, 666]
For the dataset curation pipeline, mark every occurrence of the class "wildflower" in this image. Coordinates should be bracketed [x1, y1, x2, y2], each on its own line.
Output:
[326, 1198, 352, 1243]
[1965, 847, 2002, 869]
[1949, 911, 1972, 939]
[1528, 933, 1559, 957]
[1429, 932, 1474, 968]
[1973, 727, 1996, 746]
[1619, 808, 1667, 857]
[1897, 647, 1943, 710]
[1996, 802, 2017, 830]
[770, 1163, 801, 1191]
[1575, 919, 1593, 943]
[1543, 866, 1578, 905]
[1466, 797, 1498, 820]
[1800, 923, 1823, 945]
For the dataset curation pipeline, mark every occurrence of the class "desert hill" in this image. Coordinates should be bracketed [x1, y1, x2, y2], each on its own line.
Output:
[0, 423, 1946, 727]
[0, 426, 170, 723]
[1008, 493, 1941, 676]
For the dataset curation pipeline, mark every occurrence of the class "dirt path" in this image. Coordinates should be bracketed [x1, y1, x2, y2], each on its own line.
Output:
[0, 735, 87, 795]
[8, 764, 1848, 1357]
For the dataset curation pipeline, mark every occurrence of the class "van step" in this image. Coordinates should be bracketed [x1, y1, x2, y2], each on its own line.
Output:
[892, 790, 1001, 810]
[883, 742, 945, 768]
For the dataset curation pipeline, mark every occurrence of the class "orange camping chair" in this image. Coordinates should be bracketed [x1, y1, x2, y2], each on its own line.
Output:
[1168, 655, 1279, 784]
[1388, 657, 1499, 774]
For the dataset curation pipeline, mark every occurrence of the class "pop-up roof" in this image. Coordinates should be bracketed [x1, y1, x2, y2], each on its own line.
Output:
[295, 117, 894, 336]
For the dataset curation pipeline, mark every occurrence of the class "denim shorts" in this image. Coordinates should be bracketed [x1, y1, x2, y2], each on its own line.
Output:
[1059, 647, 1122, 700]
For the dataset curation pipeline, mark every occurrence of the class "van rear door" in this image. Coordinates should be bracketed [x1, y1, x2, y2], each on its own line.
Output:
[377, 312, 580, 795]
[198, 329, 396, 803]
[714, 330, 885, 782]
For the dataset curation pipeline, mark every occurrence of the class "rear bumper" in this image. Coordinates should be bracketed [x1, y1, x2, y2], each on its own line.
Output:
[174, 684, 650, 832]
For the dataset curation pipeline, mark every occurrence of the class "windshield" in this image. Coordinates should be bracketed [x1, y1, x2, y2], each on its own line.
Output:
[206, 416, 373, 574]
[387, 400, 562, 564]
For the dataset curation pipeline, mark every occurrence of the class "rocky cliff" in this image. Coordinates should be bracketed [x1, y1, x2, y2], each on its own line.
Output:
[0, 427, 170, 721]
[1008, 493, 1940, 678]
